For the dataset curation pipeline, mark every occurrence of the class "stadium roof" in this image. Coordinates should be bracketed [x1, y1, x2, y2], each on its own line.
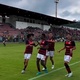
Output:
[0, 3, 76, 25]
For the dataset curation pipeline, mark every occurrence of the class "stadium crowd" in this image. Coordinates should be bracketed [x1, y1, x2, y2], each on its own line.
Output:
[0, 23, 80, 42]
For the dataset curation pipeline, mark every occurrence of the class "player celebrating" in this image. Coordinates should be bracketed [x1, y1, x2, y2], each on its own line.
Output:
[21, 34, 37, 74]
[58, 33, 76, 77]
[36, 33, 48, 75]
[42, 32, 55, 70]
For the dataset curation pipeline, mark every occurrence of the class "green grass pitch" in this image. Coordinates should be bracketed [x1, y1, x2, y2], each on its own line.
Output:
[0, 42, 80, 80]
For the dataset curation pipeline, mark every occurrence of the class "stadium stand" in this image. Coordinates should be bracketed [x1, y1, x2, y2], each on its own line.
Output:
[0, 22, 80, 42]
[0, 23, 21, 42]
[49, 26, 80, 41]
[0, 3, 79, 42]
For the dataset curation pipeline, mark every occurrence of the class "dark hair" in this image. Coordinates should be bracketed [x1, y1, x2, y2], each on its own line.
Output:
[67, 33, 72, 36]
[27, 34, 33, 39]
[42, 33, 46, 37]
[49, 31, 53, 33]
[31, 34, 34, 36]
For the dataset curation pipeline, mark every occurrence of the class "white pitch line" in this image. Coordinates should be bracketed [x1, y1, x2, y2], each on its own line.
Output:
[28, 61, 80, 80]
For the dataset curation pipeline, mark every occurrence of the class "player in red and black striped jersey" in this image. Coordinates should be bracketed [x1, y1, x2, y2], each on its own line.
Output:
[58, 33, 76, 77]
[42, 32, 55, 70]
[64, 40, 75, 57]
[36, 33, 48, 75]
[21, 34, 37, 74]
[46, 32, 55, 69]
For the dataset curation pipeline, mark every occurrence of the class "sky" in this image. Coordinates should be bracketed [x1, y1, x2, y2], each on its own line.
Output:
[0, 0, 80, 21]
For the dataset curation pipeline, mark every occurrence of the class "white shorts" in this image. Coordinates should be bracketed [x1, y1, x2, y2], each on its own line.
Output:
[64, 55, 72, 62]
[46, 51, 54, 57]
[37, 53, 46, 61]
[24, 54, 31, 59]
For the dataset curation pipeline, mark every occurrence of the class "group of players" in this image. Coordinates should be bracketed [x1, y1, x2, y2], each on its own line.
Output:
[21, 32, 76, 78]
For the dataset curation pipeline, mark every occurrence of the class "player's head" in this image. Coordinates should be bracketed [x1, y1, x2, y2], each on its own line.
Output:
[48, 32, 53, 39]
[66, 33, 72, 40]
[27, 34, 34, 40]
[41, 33, 46, 40]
